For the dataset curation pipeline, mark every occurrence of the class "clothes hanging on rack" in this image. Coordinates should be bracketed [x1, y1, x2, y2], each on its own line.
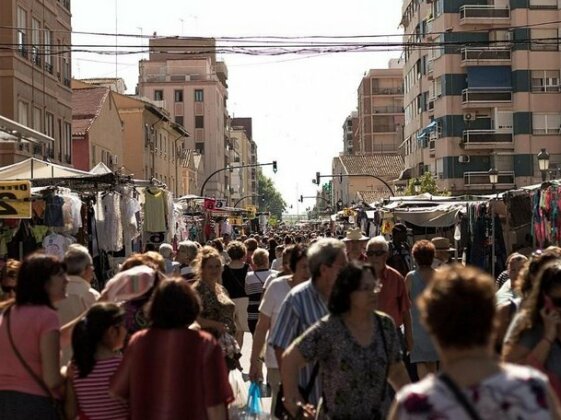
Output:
[144, 187, 167, 232]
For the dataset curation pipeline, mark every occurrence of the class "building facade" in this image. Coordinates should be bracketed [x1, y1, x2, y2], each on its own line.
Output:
[356, 61, 405, 154]
[137, 37, 229, 199]
[111, 92, 194, 197]
[342, 111, 359, 155]
[401, 0, 561, 194]
[232, 117, 258, 207]
[0, 0, 72, 165]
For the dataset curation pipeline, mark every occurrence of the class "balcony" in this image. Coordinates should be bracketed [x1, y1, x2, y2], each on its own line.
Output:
[459, 5, 510, 25]
[462, 130, 514, 150]
[372, 106, 403, 114]
[371, 87, 403, 95]
[461, 47, 511, 66]
[462, 89, 512, 107]
[464, 171, 515, 189]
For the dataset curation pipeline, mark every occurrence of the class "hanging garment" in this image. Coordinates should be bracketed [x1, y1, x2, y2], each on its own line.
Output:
[42, 232, 73, 260]
[44, 194, 65, 227]
[101, 193, 123, 252]
[144, 188, 167, 232]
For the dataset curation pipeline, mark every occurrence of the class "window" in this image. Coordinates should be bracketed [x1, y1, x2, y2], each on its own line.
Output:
[64, 122, 72, 162]
[531, 70, 560, 92]
[91, 145, 96, 166]
[175, 116, 184, 126]
[31, 18, 41, 65]
[45, 112, 54, 138]
[44, 29, 52, 73]
[533, 113, 561, 134]
[174, 89, 183, 102]
[195, 116, 204, 129]
[195, 142, 205, 154]
[530, 0, 558, 9]
[194, 89, 204, 102]
[33, 107, 42, 131]
[531, 29, 558, 51]
[16, 7, 27, 57]
[154, 90, 163, 101]
[18, 101, 28, 126]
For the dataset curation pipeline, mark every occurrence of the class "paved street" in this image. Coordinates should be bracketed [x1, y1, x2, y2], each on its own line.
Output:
[239, 332, 272, 415]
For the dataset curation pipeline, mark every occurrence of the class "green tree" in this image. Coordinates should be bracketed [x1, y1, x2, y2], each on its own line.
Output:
[257, 170, 286, 220]
[404, 172, 450, 196]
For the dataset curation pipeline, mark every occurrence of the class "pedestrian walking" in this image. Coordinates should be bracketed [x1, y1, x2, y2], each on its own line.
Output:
[0, 254, 67, 420]
[389, 264, 561, 420]
[281, 262, 410, 419]
[65, 303, 128, 420]
[246, 248, 276, 334]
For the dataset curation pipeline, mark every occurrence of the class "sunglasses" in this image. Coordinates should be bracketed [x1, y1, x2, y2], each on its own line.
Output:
[357, 282, 383, 293]
[1, 285, 15, 293]
[366, 250, 387, 257]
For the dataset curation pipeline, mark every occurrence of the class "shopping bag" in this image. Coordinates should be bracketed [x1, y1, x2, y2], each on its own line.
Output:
[229, 369, 249, 409]
[247, 381, 263, 416]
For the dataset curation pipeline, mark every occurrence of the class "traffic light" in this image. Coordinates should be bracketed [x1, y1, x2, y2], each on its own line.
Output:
[315, 172, 320, 184]
[272, 161, 278, 173]
[339, 173, 343, 183]
[299, 195, 303, 203]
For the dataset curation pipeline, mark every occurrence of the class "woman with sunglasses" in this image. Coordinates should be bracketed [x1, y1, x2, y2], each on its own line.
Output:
[0, 259, 20, 302]
[503, 260, 561, 400]
[281, 262, 410, 419]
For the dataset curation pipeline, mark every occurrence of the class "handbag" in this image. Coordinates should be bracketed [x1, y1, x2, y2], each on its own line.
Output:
[439, 373, 483, 420]
[5, 307, 66, 420]
[274, 362, 319, 420]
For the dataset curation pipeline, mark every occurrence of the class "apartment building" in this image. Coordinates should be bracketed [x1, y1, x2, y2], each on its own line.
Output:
[342, 111, 359, 155]
[232, 117, 258, 207]
[137, 37, 229, 199]
[356, 60, 405, 154]
[401, 0, 561, 193]
[0, 0, 72, 165]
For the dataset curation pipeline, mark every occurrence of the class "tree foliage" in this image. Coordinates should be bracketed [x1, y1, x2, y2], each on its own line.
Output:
[404, 172, 450, 196]
[257, 171, 286, 220]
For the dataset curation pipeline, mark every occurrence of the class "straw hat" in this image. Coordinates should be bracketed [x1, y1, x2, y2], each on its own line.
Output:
[431, 237, 455, 252]
[342, 228, 369, 242]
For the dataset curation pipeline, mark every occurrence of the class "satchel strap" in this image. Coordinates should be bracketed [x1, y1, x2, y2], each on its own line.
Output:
[439, 373, 483, 420]
[5, 307, 57, 399]
[375, 313, 390, 403]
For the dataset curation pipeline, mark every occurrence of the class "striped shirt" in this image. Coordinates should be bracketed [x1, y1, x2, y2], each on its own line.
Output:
[72, 356, 129, 420]
[269, 279, 328, 405]
[245, 269, 276, 321]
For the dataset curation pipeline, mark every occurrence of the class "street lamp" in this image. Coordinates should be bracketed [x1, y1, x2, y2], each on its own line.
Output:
[538, 148, 550, 182]
[488, 167, 499, 278]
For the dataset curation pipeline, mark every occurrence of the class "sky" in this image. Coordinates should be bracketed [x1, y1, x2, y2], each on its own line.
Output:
[71, 0, 403, 213]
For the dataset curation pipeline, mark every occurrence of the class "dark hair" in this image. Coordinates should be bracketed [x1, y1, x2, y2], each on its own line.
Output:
[212, 239, 224, 253]
[148, 278, 201, 328]
[289, 244, 308, 273]
[419, 264, 495, 349]
[412, 240, 435, 267]
[328, 262, 372, 315]
[226, 241, 247, 260]
[244, 238, 258, 252]
[72, 303, 124, 378]
[16, 253, 66, 308]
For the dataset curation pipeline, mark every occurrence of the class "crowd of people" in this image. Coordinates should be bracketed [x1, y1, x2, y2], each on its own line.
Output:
[0, 224, 561, 419]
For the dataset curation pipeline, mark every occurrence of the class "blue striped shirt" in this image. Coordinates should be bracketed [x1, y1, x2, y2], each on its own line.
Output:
[269, 279, 328, 405]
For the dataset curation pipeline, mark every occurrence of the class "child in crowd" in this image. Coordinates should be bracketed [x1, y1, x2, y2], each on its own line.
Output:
[65, 303, 129, 420]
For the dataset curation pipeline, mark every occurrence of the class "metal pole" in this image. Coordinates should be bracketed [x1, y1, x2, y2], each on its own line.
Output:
[491, 185, 496, 278]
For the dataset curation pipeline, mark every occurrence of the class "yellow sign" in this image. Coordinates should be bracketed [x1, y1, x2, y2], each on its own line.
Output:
[0, 181, 31, 219]
[245, 205, 257, 219]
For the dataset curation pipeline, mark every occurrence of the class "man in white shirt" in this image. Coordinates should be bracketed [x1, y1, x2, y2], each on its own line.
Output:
[57, 244, 100, 363]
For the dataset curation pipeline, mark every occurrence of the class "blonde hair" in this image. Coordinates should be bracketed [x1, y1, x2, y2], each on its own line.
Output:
[194, 246, 221, 280]
[252, 248, 269, 268]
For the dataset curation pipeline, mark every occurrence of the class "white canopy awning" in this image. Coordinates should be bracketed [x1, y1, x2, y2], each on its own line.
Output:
[0, 158, 93, 180]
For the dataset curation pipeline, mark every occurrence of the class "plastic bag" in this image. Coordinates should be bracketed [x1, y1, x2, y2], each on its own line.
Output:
[247, 381, 263, 415]
[229, 369, 249, 410]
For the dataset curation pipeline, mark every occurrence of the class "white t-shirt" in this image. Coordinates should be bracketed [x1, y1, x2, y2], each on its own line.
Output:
[258, 275, 291, 368]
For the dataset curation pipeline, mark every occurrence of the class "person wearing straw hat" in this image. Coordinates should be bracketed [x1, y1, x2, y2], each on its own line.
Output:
[431, 237, 455, 269]
[342, 228, 369, 262]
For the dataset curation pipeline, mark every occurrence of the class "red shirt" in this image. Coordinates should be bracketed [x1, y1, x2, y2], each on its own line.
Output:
[110, 328, 233, 420]
[376, 266, 410, 327]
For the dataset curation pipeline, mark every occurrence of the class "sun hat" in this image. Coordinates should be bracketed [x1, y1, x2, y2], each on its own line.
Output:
[342, 228, 369, 242]
[431, 237, 456, 252]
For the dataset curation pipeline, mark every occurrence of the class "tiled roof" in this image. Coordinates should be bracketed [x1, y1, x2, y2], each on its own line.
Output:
[357, 190, 389, 203]
[337, 154, 404, 180]
[72, 87, 110, 135]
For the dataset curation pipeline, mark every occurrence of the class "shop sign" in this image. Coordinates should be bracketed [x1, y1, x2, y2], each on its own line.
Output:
[215, 199, 227, 209]
[0, 181, 31, 219]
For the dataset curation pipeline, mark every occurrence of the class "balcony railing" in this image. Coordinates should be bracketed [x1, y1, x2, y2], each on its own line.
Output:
[459, 5, 510, 22]
[462, 89, 512, 104]
[461, 47, 511, 63]
[371, 87, 404, 95]
[462, 130, 513, 149]
[372, 106, 403, 114]
[464, 171, 515, 188]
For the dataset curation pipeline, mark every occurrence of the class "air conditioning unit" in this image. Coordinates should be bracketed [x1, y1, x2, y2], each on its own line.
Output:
[458, 155, 470, 163]
[463, 113, 474, 122]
